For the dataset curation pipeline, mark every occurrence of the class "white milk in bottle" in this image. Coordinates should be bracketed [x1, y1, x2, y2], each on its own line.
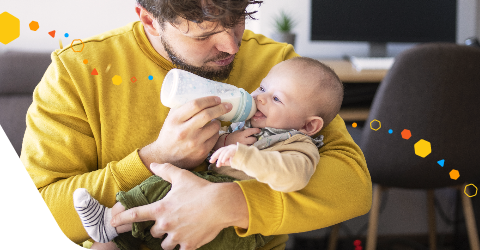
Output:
[161, 69, 256, 122]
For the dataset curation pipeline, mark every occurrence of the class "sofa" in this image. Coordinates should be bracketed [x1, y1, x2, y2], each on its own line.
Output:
[0, 51, 52, 156]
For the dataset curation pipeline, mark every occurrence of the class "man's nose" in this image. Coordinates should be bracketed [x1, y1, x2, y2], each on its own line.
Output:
[214, 29, 240, 55]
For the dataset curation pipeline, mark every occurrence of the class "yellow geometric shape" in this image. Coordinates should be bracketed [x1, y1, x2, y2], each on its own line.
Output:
[414, 139, 431, 158]
[112, 75, 122, 85]
[71, 39, 84, 52]
[29, 21, 39, 31]
[370, 119, 381, 131]
[449, 169, 460, 180]
[0, 12, 20, 45]
[464, 184, 478, 197]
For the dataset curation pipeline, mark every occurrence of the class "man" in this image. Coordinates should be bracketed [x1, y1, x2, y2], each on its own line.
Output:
[22, 0, 372, 249]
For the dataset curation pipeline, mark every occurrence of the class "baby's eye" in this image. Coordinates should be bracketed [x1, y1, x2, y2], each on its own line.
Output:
[273, 96, 281, 102]
[259, 86, 265, 92]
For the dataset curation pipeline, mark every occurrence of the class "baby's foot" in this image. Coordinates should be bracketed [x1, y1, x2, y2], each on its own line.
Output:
[73, 188, 118, 243]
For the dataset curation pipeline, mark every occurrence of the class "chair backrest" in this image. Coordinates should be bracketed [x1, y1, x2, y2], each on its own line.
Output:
[360, 43, 480, 189]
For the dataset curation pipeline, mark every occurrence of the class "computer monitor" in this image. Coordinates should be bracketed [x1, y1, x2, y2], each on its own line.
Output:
[311, 0, 457, 57]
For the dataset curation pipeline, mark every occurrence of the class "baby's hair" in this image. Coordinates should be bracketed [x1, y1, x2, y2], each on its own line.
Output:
[287, 57, 344, 127]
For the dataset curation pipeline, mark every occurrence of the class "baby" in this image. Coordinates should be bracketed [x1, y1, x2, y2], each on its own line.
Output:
[73, 57, 344, 250]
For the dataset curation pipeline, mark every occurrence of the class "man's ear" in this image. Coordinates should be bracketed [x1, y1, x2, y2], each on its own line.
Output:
[136, 5, 161, 36]
[299, 116, 324, 136]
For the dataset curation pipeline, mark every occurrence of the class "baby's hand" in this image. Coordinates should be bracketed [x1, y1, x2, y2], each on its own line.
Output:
[209, 144, 238, 167]
[225, 128, 261, 146]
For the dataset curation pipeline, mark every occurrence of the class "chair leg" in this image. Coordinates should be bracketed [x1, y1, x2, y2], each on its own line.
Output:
[427, 189, 437, 250]
[366, 184, 382, 250]
[327, 223, 341, 250]
[461, 188, 480, 250]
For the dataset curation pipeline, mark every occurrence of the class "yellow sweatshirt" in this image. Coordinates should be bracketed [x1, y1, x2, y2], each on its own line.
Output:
[21, 21, 372, 248]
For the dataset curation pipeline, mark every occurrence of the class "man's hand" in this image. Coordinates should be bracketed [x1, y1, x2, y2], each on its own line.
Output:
[111, 163, 249, 250]
[139, 96, 233, 170]
[209, 144, 237, 167]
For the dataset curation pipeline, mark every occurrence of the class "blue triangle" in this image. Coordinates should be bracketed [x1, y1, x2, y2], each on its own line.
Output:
[437, 159, 445, 167]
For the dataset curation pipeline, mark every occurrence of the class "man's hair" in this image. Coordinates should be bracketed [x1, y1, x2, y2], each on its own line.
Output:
[136, 0, 263, 29]
[288, 57, 344, 127]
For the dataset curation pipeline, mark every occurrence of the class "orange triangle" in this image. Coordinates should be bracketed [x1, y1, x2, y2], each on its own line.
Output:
[48, 30, 56, 38]
[91, 68, 98, 75]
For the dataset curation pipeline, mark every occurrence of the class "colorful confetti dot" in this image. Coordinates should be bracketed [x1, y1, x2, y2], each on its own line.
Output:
[388, 129, 393, 134]
[414, 139, 431, 158]
[71, 39, 84, 52]
[64, 33, 69, 38]
[449, 169, 460, 180]
[437, 159, 445, 167]
[464, 184, 478, 197]
[148, 75, 153, 80]
[29, 21, 39, 31]
[401, 129, 412, 139]
[352, 122, 357, 128]
[131, 77, 137, 83]
[112, 75, 122, 85]
[370, 119, 381, 131]
[0, 12, 20, 45]
[353, 240, 361, 246]
[83, 59, 88, 64]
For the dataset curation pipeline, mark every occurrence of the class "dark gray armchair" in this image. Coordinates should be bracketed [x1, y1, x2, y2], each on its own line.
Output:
[360, 43, 480, 250]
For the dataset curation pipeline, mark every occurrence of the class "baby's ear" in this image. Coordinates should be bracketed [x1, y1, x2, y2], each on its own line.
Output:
[300, 116, 324, 136]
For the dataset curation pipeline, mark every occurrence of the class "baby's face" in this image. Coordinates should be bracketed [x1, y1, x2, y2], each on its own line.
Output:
[250, 62, 316, 130]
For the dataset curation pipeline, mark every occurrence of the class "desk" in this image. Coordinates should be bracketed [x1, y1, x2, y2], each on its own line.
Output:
[318, 59, 389, 121]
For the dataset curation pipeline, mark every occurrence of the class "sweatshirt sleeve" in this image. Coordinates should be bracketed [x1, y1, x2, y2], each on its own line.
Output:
[20, 52, 152, 243]
[234, 115, 372, 236]
[231, 140, 319, 192]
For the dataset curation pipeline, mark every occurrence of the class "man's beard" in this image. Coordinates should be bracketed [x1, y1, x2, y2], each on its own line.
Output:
[161, 37, 239, 81]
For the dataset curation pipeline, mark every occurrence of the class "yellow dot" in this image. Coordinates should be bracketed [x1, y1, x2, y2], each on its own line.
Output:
[83, 59, 88, 64]
[112, 75, 122, 85]
[352, 122, 357, 128]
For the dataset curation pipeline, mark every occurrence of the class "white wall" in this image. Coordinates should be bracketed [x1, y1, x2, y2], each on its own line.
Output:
[2, 0, 478, 57]
[248, 0, 480, 58]
[477, 0, 480, 36]
[0, 0, 139, 53]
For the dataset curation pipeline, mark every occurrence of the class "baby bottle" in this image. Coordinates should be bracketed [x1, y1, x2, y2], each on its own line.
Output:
[161, 69, 257, 122]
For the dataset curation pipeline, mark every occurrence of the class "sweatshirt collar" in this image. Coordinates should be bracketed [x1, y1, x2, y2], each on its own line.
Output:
[133, 21, 174, 71]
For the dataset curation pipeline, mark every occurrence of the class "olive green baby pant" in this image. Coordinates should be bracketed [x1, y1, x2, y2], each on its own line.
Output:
[112, 171, 274, 250]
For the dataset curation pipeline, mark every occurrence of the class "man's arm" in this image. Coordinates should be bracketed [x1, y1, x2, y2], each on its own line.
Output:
[112, 117, 370, 249]
[22, 52, 234, 244]
[112, 163, 249, 250]
[21, 53, 154, 243]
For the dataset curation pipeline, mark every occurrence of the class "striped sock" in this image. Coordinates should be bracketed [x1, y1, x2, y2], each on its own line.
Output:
[73, 188, 118, 243]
